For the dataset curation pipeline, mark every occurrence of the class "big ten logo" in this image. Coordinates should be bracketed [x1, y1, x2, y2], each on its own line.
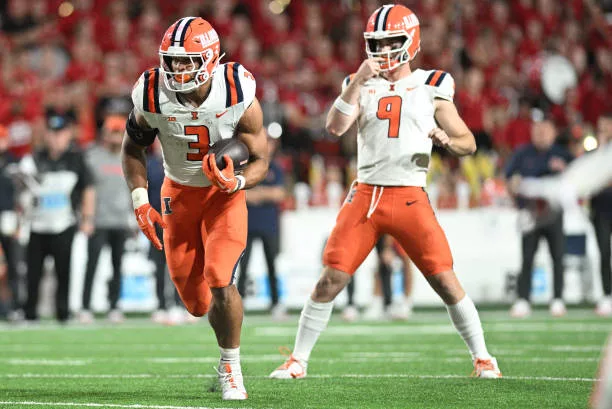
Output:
[243, 71, 255, 81]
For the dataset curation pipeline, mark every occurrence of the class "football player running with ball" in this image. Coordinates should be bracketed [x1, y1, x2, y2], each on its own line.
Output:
[270, 4, 501, 380]
[121, 17, 269, 400]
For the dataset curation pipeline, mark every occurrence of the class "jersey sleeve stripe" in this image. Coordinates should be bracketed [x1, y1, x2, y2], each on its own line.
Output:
[152, 68, 161, 114]
[224, 65, 231, 107]
[142, 70, 151, 113]
[142, 69, 160, 114]
[425, 71, 436, 85]
[426, 70, 444, 86]
[224, 63, 244, 107]
[232, 63, 244, 104]
[434, 72, 447, 87]
[147, 69, 157, 114]
[225, 64, 236, 107]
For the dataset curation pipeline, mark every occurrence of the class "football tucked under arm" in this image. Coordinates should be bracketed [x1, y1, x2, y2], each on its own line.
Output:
[209, 138, 250, 172]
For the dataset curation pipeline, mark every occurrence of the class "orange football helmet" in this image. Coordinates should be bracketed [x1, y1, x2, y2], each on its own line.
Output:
[159, 17, 222, 93]
[363, 4, 421, 71]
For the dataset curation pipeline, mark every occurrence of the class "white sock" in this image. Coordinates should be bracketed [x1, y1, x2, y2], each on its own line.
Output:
[292, 298, 334, 363]
[220, 347, 240, 364]
[446, 295, 491, 360]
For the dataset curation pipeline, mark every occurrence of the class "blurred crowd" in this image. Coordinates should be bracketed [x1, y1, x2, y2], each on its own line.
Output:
[0, 0, 612, 321]
[1, 0, 612, 209]
[0, 0, 611, 207]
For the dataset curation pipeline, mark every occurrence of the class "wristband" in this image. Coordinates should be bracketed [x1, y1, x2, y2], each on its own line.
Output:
[333, 97, 356, 116]
[231, 175, 246, 193]
[131, 187, 149, 209]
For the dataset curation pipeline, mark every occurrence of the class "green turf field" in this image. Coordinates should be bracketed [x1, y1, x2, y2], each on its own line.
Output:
[0, 309, 608, 409]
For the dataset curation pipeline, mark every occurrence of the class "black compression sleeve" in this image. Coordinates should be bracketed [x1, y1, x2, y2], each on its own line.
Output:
[126, 110, 157, 146]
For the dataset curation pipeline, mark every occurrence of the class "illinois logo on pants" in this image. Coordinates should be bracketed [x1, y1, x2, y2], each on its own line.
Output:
[161, 177, 247, 316]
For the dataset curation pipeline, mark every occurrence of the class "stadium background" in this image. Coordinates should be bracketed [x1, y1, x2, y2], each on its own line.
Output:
[1, 2, 612, 409]
[1, 0, 612, 313]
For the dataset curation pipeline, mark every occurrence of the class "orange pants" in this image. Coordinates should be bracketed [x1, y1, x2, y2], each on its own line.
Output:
[323, 183, 453, 276]
[160, 178, 247, 316]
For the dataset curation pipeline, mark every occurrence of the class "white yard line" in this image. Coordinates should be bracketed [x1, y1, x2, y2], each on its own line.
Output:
[255, 322, 612, 336]
[0, 373, 599, 382]
[7, 359, 92, 366]
[0, 343, 605, 355]
[0, 401, 254, 409]
[1, 354, 601, 365]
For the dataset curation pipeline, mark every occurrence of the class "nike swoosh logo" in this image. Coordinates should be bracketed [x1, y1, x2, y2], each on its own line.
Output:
[406, 200, 417, 206]
[216, 110, 229, 118]
[406, 87, 416, 91]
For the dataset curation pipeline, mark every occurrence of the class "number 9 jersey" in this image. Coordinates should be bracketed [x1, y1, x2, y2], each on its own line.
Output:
[130, 62, 256, 187]
[348, 68, 454, 187]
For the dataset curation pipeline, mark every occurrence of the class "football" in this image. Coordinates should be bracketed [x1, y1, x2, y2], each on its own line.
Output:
[209, 138, 250, 171]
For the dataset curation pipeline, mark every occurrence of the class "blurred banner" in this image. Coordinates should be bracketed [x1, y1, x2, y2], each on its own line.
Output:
[30, 207, 602, 316]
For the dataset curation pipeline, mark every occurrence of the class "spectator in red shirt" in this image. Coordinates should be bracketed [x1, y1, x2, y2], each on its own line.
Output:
[501, 97, 533, 153]
[518, 18, 544, 58]
[512, 0, 538, 30]
[65, 40, 104, 84]
[535, 0, 560, 36]
[457, 67, 492, 151]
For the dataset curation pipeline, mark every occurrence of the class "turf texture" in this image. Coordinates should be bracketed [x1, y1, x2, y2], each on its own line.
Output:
[0, 309, 608, 409]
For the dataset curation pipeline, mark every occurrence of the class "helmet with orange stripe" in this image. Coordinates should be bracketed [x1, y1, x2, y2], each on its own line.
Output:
[159, 17, 222, 93]
[363, 4, 421, 72]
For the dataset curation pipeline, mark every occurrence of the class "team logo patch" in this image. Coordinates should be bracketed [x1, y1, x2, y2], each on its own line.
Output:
[191, 112, 199, 120]
[163, 197, 173, 215]
[344, 186, 357, 204]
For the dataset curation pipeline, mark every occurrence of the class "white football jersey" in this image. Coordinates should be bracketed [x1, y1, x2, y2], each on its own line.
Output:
[131, 62, 256, 187]
[345, 68, 455, 186]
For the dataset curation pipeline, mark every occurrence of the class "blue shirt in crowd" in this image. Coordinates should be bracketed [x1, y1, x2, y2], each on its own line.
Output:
[505, 143, 573, 209]
[146, 153, 164, 214]
[247, 160, 284, 235]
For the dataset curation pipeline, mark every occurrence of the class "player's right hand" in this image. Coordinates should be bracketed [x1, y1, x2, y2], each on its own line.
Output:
[134, 203, 167, 250]
[354, 57, 385, 84]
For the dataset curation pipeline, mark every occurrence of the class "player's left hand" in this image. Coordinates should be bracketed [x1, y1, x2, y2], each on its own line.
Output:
[202, 153, 243, 193]
[428, 127, 452, 149]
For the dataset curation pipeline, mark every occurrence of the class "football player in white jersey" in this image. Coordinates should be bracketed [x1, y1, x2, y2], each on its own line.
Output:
[121, 17, 269, 400]
[270, 4, 501, 380]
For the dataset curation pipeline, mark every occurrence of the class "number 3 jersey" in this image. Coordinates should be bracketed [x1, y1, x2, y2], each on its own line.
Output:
[346, 69, 455, 187]
[131, 62, 256, 187]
